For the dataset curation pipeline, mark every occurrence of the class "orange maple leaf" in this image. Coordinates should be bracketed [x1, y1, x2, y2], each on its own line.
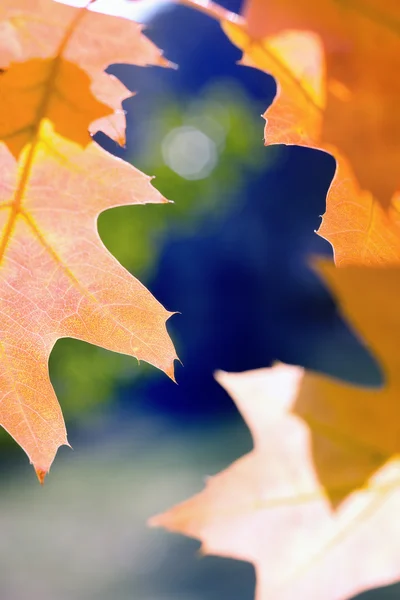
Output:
[0, 1, 177, 480]
[0, 58, 112, 158]
[0, 0, 170, 149]
[151, 260, 400, 600]
[220, 0, 400, 265]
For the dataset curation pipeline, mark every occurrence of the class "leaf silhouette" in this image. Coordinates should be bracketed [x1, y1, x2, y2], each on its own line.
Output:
[221, 0, 400, 264]
[0, 1, 177, 479]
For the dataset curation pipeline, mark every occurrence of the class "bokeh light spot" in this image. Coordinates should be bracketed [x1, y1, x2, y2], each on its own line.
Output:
[161, 126, 218, 180]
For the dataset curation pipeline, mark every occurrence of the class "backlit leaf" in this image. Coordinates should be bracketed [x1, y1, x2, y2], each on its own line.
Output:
[0, 0, 170, 149]
[222, 0, 400, 264]
[0, 1, 177, 479]
[0, 58, 111, 158]
[151, 260, 400, 599]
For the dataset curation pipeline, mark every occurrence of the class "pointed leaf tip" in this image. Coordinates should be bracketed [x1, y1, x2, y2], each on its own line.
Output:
[35, 467, 47, 485]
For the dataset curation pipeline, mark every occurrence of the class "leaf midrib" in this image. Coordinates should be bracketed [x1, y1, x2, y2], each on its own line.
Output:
[0, 7, 88, 267]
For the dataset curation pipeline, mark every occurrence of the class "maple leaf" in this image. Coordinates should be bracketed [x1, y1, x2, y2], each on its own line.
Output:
[0, 0, 170, 151]
[151, 259, 400, 600]
[220, 0, 400, 265]
[0, 1, 177, 480]
[0, 58, 112, 158]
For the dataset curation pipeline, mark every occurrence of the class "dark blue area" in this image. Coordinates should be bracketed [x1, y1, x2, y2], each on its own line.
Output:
[107, 4, 274, 158]
[102, 3, 383, 418]
[140, 145, 382, 417]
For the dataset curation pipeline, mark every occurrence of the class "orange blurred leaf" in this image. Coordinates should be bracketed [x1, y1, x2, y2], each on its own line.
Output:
[221, 0, 400, 264]
[0, 1, 177, 479]
[152, 260, 400, 599]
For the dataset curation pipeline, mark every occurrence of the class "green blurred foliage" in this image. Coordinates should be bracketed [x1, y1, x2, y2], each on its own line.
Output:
[45, 80, 270, 427]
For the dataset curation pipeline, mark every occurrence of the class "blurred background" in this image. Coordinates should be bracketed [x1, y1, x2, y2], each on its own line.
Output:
[1, 1, 395, 599]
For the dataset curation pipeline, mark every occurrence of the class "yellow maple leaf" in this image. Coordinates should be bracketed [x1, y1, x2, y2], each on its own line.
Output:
[221, 0, 400, 265]
[0, 58, 111, 157]
[151, 260, 400, 599]
[0, 124, 177, 481]
[0, 1, 177, 480]
[0, 0, 170, 150]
